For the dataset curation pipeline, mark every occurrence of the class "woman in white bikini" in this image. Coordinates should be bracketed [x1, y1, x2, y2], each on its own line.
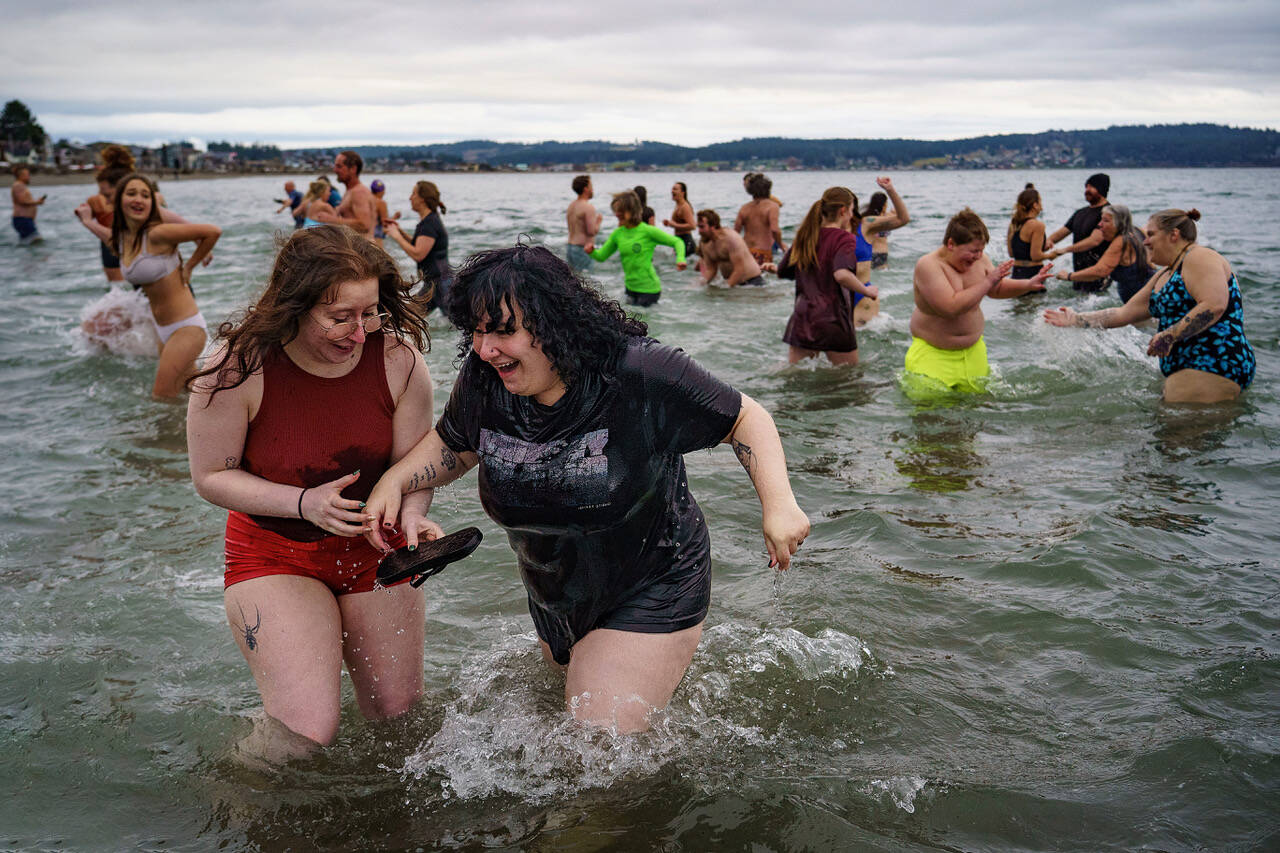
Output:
[79, 173, 220, 397]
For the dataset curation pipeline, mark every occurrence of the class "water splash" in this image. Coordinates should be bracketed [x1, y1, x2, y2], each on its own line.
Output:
[397, 623, 879, 803]
[75, 287, 159, 357]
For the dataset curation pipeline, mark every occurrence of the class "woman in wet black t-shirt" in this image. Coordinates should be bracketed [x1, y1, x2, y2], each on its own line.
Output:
[365, 244, 809, 733]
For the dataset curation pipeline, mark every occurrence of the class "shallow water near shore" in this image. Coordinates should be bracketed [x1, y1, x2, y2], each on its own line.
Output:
[2, 168, 1277, 851]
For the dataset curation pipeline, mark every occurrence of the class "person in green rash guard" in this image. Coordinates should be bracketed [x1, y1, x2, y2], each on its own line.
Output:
[591, 190, 687, 306]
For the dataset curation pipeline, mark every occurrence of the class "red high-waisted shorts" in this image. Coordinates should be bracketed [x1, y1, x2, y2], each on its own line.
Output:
[224, 511, 405, 595]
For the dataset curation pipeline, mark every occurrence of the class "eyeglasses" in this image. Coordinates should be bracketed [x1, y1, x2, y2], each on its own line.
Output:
[308, 311, 390, 341]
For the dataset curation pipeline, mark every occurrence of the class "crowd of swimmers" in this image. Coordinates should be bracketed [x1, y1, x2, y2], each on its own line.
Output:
[5, 154, 1258, 760]
[564, 170, 1254, 403]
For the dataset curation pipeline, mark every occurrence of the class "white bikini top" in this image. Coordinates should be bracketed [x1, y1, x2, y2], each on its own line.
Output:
[121, 232, 180, 286]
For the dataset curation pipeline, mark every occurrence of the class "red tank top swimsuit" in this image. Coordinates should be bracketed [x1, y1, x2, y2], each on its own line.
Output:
[224, 333, 406, 593]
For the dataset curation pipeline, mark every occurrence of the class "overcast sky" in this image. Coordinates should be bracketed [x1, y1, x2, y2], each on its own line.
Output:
[8, 0, 1278, 149]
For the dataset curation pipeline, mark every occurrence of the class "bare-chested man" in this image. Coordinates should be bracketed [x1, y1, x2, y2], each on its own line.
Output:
[565, 174, 602, 272]
[10, 166, 46, 245]
[331, 151, 376, 239]
[696, 209, 764, 287]
[734, 172, 783, 268]
[663, 182, 696, 259]
[906, 208, 1051, 393]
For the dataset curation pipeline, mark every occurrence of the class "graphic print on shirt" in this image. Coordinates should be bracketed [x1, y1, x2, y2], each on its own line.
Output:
[478, 428, 610, 508]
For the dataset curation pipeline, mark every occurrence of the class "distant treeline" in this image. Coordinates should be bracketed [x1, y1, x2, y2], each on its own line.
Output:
[207, 140, 284, 161]
[305, 124, 1279, 169]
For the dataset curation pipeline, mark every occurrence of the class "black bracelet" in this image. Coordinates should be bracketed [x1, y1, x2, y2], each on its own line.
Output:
[297, 487, 308, 520]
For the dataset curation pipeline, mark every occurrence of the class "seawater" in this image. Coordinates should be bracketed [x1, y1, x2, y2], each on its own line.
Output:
[1, 169, 1277, 852]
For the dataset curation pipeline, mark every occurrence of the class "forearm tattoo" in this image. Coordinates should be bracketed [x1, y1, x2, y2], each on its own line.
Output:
[440, 446, 459, 471]
[408, 460, 438, 492]
[1180, 307, 1217, 339]
[237, 603, 262, 652]
[732, 438, 758, 479]
[1076, 308, 1117, 328]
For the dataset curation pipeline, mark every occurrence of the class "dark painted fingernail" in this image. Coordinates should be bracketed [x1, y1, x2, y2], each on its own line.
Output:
[358, 502, 366, 508]
[408, 545, 416, 551]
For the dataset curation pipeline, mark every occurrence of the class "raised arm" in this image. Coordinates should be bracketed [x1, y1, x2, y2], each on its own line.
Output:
[74, 203, 113, 247]
[148, 222, 221, 278]
[864, 176, 910, 232]
[723, 394, 809, 570]
[1059, 237, 1121, 283]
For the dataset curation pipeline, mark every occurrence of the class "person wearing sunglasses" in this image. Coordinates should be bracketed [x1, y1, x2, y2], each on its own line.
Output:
[185, 225, 438, 761]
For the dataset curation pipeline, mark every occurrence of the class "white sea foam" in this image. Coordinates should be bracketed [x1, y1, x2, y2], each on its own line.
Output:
[397, 623, 877, 802]
[75, 287, 158, 357]
[867, 776, 930, 813]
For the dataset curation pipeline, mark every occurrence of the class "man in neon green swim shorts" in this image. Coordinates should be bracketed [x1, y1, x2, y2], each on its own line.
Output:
[906, 208, 1052, 393]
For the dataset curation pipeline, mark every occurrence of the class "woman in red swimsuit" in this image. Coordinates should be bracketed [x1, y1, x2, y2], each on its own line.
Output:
[186, 225, 437, 759]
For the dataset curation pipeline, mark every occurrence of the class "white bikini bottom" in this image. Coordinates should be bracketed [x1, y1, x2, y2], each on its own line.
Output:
[153, 311, 207, 345]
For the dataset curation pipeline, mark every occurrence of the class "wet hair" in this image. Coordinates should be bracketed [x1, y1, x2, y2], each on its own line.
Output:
[944, 208, 989, 247]
[95, 144, 135, 189]
[789, 187, 855, 271]
[632, 185, 648, 205]
[189, 225, 428, 398]
[1149, 208, 1201, 242]
[1009, 184, 1041, 236]
[611, 190, 642, 226]
[413, 180, 446, 214]
[1102, 204, 1148, 272]
[110, 173, 164, 257]
[746, 173, 772, 200]
[444, 243, 647, 387]
[674, 181, 688, 200]
[863, 191, 887, 218]
[697, 208, 721, 229]
[572, 174, 590, 195]
[337, 150, 363, 176]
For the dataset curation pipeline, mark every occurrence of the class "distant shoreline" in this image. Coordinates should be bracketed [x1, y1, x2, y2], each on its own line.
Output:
[3, 163, 1273, 189]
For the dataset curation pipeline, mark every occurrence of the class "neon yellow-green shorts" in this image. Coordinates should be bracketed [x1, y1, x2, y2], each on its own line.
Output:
[903, 335, 990, 394]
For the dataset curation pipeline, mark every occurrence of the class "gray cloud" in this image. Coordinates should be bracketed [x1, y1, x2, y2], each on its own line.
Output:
[7, 0, 1276, 145]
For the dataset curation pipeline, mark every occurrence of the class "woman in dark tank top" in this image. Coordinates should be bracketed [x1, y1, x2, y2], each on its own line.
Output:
[1006, 184, 1055, 282]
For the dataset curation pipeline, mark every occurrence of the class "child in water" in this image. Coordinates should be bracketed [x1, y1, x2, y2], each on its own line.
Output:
[590, 190, 686, 306]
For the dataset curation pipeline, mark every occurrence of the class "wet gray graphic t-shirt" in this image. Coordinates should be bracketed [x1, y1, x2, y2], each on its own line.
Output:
[436, 338, 741, 624]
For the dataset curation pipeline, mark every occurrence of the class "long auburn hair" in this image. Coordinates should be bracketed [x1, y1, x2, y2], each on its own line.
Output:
[110, 173, 164, 257]
[188, 225, 429, 400]
[790, 187, 855, 270]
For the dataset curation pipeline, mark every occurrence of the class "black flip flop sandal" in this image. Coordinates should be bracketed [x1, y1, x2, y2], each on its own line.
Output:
[376, 526, 483, 587]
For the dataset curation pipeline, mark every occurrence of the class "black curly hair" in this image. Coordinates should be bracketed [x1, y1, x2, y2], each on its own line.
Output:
[444, 242, 647, 386]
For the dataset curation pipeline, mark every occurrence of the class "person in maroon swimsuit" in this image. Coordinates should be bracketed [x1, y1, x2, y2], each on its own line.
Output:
[186, 225, 437, 760]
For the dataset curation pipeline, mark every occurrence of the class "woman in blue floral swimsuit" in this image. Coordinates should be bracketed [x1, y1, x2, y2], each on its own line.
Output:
[1043, 207, 1254, 404]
